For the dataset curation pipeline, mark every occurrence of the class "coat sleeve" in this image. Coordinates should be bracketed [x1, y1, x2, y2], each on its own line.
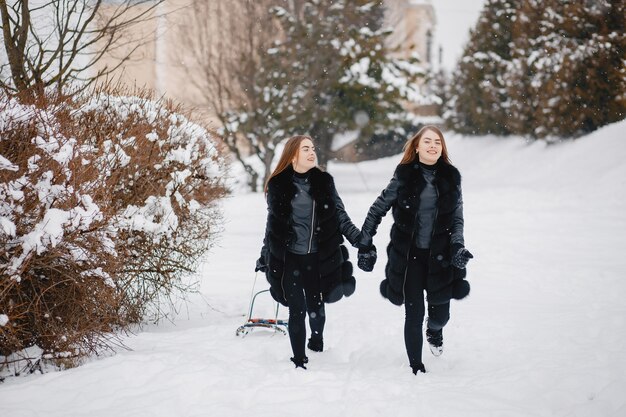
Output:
[258, 194, 271, 265]
[332, 184, 361, 247]
[360, 173, 400, 245]
[450, 184, 465, 246]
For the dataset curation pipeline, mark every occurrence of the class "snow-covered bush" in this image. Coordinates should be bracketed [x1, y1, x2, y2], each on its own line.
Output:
[73, 92, 228, 322]
[0, 88, 227, 372]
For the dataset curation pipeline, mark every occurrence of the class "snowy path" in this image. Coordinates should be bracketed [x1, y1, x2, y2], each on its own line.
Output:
[2, 124, 626, 417]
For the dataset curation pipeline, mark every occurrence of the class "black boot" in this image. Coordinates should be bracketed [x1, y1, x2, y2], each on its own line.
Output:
[307, 336, 324, 352]
[426, 328, 444, 357]
[411, 362, 426, 374]
[290, 356, 308, 369]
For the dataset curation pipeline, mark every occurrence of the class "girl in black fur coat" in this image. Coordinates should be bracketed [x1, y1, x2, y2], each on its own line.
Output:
[357, 126, 473, 374]
[256, 135, 363, 369]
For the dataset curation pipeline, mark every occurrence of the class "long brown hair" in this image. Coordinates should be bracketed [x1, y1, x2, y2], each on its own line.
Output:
[264, 135, 315, 193]
[399, 125, 451, 165]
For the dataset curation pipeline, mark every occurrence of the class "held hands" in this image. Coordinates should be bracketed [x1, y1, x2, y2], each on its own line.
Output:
[357, 245, 377, 272]
[451, 245, 473, 269]
[255, 257, 268, 273]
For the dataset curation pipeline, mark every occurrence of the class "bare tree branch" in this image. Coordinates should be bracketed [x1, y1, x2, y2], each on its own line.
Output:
[0, 0, 165, 96]
[175, 0, 283, 191]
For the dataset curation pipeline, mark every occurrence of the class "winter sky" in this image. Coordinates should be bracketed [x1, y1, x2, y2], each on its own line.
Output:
[432, 0, 486, 70]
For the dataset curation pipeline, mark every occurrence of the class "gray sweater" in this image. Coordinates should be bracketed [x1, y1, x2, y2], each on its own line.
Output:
[415, 163, 438, 248]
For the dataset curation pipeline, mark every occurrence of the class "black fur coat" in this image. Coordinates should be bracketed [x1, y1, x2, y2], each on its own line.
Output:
[260, 166, 357, 306]
[363, 161, 470, 306]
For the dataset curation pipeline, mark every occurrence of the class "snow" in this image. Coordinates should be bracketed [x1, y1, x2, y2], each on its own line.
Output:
[332, 130, 359, 151]
[0, 154, 18, 171]
[2, 120, 625, 416]
[119, 196, 179, 237]
[0, 216, 15, 236]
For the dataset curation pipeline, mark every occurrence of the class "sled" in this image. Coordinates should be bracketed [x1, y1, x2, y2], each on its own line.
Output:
[236, 273, 288, 337]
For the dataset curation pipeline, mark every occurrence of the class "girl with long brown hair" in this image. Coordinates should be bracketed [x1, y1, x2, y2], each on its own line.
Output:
[357, 125, 473, 374]
[256, 135, 364, 369]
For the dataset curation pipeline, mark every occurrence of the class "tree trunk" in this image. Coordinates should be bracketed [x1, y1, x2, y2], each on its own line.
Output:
[0, 0, 30, 92]
[310, 123, 334, 171]
[262, 149, 275, 191]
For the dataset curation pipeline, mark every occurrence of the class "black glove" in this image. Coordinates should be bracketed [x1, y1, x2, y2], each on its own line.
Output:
[255, 256, 268, 273]
[357, 245, 377, 272]
[451, 245, 473, 269]
[355, 231, 373, 251]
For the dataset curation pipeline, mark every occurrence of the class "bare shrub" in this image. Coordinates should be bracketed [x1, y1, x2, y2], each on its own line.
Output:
[73, 89, 228, 322]
[0, 86, 228, 375]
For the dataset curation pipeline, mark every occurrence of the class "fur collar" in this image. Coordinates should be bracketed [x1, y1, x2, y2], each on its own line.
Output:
[394, 160, 461, 188]
[267, 166, 335, 204]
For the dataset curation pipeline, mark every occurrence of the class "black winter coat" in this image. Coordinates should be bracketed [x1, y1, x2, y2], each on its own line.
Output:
[260, 166, 359, 306]
[361, 160, 470, 306]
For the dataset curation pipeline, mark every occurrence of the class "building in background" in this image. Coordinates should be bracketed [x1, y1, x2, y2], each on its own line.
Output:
[385, 0, 436, 64]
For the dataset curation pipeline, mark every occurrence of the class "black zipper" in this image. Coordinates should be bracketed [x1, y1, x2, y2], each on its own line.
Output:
[307, 200, 316, 254]
[403, 170, 439, 303]
[280, 217, 293, 305]
[429, 187, 440, 260]
[403, 208, 419, 304]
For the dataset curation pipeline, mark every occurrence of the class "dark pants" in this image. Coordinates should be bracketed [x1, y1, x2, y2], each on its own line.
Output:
[283, 252, 325, 360]
[404, 247, 450, 366]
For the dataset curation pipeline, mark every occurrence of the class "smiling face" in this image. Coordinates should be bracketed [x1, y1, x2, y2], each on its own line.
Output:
[292, 138, 317, 173]
[416, 129, 443, 165]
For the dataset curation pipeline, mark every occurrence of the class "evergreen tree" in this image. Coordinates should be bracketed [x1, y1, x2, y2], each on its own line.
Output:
[448, 0, 625, 139]
[505, 0, 544, 136]
[445, 0, 521, 135]
[430, 65, 451, 118]
[525, 0, 626, 137]
[230, 0, 426, 171]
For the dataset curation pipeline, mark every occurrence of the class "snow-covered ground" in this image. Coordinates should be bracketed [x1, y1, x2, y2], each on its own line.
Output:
[2, 121, 626, 417]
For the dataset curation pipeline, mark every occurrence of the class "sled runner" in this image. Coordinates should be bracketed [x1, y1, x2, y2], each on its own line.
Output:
[236, 273, 288, 337]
